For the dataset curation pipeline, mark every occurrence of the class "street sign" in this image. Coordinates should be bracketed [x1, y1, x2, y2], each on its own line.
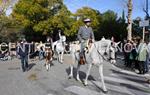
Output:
[139, 20, 149, 27]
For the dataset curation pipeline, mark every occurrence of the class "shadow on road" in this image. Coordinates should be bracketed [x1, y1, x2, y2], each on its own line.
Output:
[27, 63, 36, 71]
[108, 69, 150, 93]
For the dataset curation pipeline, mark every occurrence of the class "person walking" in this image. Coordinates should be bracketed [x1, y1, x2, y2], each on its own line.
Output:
[17, 39, 29, 72]
[137, 40, 148, 74]
[124, 40, 132, 67]
[77, 18, 95, 64]
[38, 41, 44, 60]
[129, 41, 138, 69]
[144, 41, 150, 73]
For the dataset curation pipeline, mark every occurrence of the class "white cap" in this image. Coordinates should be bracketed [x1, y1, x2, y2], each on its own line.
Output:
[101, 36, 105, 40]
[84, 18, 91, 22]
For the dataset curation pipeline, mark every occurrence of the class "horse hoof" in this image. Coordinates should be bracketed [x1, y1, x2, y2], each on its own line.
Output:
[83, 83, 88, 86]
[83, 81, 88, 86]
[68, 76, 72, 79]
[103, 90, 108, 94]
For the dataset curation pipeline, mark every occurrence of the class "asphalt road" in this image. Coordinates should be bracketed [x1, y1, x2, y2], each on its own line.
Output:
[0, 54, 150, 95]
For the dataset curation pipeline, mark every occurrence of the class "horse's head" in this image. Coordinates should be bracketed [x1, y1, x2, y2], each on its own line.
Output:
[97, 39, 119, 64]
[60, 36, 66, 42]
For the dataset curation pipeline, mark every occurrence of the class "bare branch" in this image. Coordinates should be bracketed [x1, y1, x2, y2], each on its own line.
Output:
[142, 0, 149, 19]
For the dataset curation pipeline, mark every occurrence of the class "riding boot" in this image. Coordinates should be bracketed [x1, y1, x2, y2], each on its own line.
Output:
[79, 56, 85, 65]
[79, 51, 86, 65]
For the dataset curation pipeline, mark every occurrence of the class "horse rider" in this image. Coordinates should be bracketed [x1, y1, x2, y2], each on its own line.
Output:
[56, 29, 62, 41]
[45, 36, 53, 58]
[52, 29, 66, 51]
[77, 18, 95, 64]
[52, 30, 61, 51]
[45, 36, 53, 48]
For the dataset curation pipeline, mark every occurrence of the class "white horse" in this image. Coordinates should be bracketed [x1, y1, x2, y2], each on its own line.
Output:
[53, 35, 66, 63]
[68, 38, 119, 93]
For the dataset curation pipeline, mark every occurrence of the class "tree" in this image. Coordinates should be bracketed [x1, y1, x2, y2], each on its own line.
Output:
[98, 10, 117, 39]
[127, 0, 133, 40]
[12, 0, 71, 41]
[143, 0, 149, 19]
[0, 15, 21, 42]
[0, 0, 13, 32]
[0, 0, 20, 42]
[97, 10, 127, 41]
[0, 0, 17, 15]
[132, 18, 142, 37]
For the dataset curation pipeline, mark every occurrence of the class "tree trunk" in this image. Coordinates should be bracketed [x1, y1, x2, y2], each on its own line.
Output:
[127, 0, 132, 40]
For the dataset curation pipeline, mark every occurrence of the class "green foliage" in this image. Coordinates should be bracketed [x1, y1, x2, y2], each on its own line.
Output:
[97, 10, 127, 41]
[0, 15, 21, 42]
[102, 10, 117, 21]
[0, 0, 12, 15]
[12, 0, 73, 41]
[75, 7, 100, 29]
[0, 0, 145, 43]
[132, 19, 142, 37]
[10, 0, 129, 42]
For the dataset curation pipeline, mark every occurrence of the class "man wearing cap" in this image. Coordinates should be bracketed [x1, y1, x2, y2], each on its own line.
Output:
[77, 18, 95, 64]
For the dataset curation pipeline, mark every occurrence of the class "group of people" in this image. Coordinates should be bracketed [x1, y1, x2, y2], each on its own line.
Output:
[15, 18, 95, 72]
[123, 39, 150, 74]
[16, 30, 65, 72]
[0, 50, 11, 61]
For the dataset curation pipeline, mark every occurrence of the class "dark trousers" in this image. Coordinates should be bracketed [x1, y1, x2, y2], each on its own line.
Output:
[124, 52, 130, 67]
[134, 60, 139, 69]
[144, 59, 149, 73]
[138, 61, 145, 74]
[20, 55, 28, 72]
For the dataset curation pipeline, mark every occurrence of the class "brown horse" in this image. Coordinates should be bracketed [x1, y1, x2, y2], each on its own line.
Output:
[45, 47, 53, 71]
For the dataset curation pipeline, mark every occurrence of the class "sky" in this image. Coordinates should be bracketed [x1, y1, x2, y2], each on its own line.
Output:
[64, 0, 150, 19]
[5, 0, 150, 20]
